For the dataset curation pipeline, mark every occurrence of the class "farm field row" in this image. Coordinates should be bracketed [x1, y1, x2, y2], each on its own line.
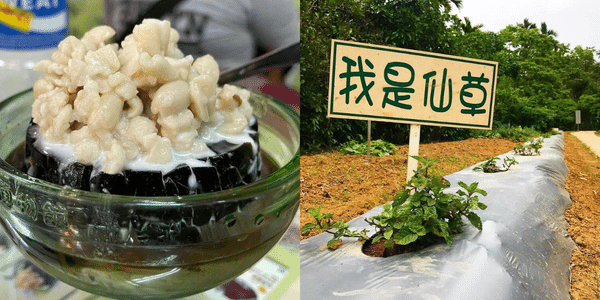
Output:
[301, 132, 600, 299]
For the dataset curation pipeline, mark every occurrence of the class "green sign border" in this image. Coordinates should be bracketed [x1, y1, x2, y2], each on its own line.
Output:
[328, 40, 498, 129]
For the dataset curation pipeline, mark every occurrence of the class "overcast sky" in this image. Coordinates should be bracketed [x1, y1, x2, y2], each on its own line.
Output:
[451, 0, 600, 52]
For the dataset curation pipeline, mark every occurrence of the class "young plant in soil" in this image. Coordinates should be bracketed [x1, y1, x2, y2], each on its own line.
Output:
[303, 206, 370, 249]
[341, 139, 396, 157]
[514, 137, 543, 156]
[302, 156, 488, 253]
[473, 156, 519, 173]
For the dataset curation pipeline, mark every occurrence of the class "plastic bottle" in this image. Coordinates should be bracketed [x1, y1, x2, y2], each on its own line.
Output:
[0, 0, 68, 100]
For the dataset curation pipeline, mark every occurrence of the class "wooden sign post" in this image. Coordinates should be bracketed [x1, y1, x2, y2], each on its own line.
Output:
[327, 39, 498, 182]
[406, 124, 421, 182]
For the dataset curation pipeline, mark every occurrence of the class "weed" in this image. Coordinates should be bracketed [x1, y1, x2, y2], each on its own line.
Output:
[311, 168, 320, 176]
[344, 165, 352, 179]
[353, 170, 363, 183]
[448, 154, 460, 164]
[339, 190, 352, 203]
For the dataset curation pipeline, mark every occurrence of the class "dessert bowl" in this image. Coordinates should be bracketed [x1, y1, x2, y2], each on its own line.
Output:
[0, 88, 299, 299]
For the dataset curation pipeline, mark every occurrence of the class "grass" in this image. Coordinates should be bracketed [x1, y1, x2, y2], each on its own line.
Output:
[354, 170, 363, 183]
[448, 154, 460, 164]
[571, 134, 599, 159]
[339, 190, 351, 204]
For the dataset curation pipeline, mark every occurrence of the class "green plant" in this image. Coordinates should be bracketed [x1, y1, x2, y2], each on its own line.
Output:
[473, 156, 519, 173]
[339, 190, 351, 203]
[353, 170, 363, 182]
[302, 207, 369, 249]
[448, 154, 460, 164]
[302, 156, 487, 250]
[341, 139, 396, 157]
[514, 137, 544, 156]
[542, 129, 560, 138]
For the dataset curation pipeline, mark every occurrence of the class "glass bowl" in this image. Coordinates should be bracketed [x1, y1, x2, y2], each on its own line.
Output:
[0, 89, 299, 299]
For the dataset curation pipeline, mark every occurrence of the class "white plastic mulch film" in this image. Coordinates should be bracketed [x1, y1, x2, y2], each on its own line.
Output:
[300, 134, 575, 300]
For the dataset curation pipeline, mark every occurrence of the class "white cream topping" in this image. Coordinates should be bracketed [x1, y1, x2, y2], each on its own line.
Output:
[31, 19, 254, 174]
[34, 121, 258, 175]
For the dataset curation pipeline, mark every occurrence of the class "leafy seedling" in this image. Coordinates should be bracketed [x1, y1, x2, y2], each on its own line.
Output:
[514, 137, 543, 156]
[341, 139, 396, 157]
[301, 206, 369, 249]
[302, 156, 487, 250]
[473, 156, 519, 173]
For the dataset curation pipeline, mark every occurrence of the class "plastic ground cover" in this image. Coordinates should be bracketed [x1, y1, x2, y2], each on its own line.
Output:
[300, 134, 575, 300]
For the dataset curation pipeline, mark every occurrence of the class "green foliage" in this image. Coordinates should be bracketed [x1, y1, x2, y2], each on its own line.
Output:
[301, 1, 600, 152]
[302, 156, 487, 250]
[302, 206, 369, 249]
[340, 139, 396, 157]
[542, 129, 561, 138]
[473, 156, 518, 173]
[301, 0, 459, 151]
[470, 123, 542, 142]
[514, 137, 544, 156]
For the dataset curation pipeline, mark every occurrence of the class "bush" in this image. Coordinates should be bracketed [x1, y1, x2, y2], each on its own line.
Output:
[470, 123, 542, 142]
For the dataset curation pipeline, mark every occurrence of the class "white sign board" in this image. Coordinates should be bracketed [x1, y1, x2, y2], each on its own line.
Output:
[328, 39, 498, 129]
[576, 110, 581, 124]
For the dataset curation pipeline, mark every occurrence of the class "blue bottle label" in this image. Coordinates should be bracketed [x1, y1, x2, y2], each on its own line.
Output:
[0, 0, 68, 50]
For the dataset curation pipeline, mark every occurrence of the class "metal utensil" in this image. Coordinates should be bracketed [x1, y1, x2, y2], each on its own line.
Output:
[218, 42, 300, 85]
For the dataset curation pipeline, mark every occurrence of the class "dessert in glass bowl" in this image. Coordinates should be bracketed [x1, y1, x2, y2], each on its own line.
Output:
[27, 18, 261, 196]
[0, 19, 299, 299]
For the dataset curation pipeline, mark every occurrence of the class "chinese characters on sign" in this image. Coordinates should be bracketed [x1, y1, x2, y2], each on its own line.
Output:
[328, 39, 498, 129]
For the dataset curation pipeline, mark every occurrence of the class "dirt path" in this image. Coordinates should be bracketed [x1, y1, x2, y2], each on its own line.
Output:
[571, 131, 600, 158]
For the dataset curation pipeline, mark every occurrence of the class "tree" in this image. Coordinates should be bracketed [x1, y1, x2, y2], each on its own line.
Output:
[301, 0, 600, 151]
[459, 17, 483, 34]
[518, 18, 537, 30]
[440, 0, 463, 11]
[300, 0, 460, 150]
[540, 22, 557, 37]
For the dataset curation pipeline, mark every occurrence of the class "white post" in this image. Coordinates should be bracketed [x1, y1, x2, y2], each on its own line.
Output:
[406, 124, 421, 183]
[367, 120, 371, 163]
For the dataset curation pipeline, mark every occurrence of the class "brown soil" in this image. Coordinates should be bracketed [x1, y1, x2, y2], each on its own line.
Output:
[300, 133, 600, 299]
[300, 137, 519, 239]
[362, 236, 445, 257]
[564, 133, 600, 299]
